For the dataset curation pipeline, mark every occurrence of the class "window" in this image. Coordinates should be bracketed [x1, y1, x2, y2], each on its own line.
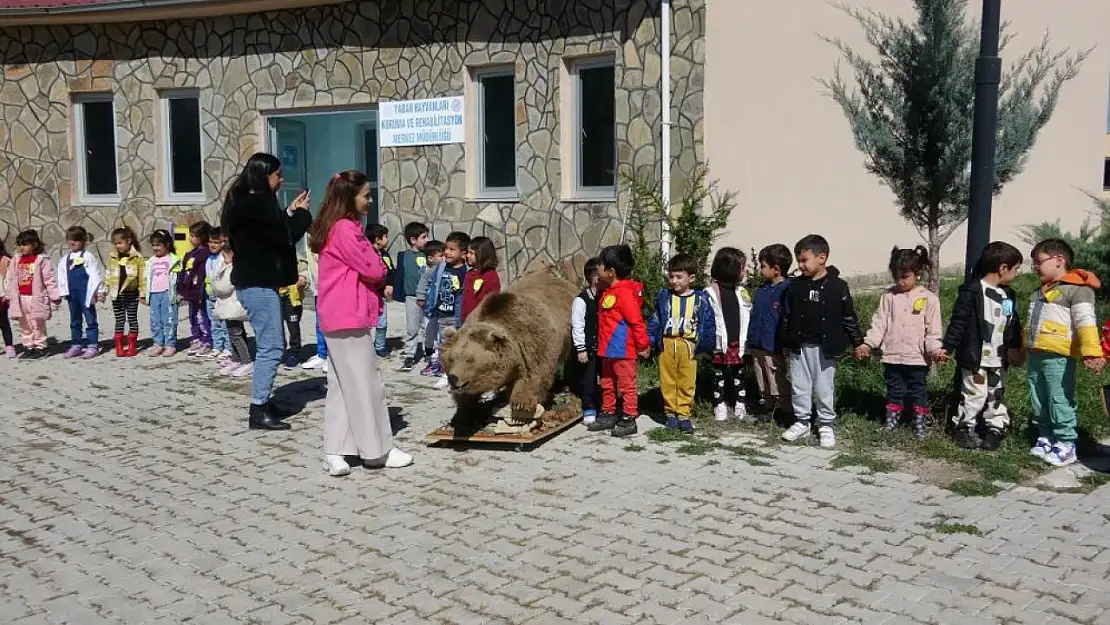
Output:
[72, 94, 119, 203]
[569, 58, 616, 198]
[475, 68, 517, 197]
[1104, 158, 1110, 189]
[159, 92, 204, 202]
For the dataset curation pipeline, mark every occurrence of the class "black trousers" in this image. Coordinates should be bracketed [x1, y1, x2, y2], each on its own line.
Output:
[0, 306, 11, 347]
[884, 363, 929, 409]
[568, 353, 599, 414]
[281, 295, 303, 351]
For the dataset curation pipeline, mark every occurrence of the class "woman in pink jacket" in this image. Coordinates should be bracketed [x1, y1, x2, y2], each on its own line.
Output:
[5, 229, 61, 358]
[855, 246, 943, 439]
[309, 170, 413, 476]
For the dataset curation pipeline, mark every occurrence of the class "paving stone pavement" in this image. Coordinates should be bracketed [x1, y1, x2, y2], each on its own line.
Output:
[4, 302, 1110, 625]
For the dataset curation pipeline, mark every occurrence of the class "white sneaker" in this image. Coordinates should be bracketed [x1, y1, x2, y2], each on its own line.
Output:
[1030, 437, 1052, 458]
[302, 355, 326, 370]
[434, 375, 450, 389]
[321, 361, 328, 375]
[323, 455, 351, 477]
[1044, 441, 1077, 467]
[782, 421, 811, 442]
[231, 362, 254, 377]
[583, 413, 597, 425]
[818, 426, 836, 449]
[219, 361, 240, 376]
[713, 403, 729, 422]
[734, 403, 748, 421]
[384, 447, 413, 468]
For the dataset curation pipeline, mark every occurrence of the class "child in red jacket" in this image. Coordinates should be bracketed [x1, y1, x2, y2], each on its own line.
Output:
[587, 244, 650, 437]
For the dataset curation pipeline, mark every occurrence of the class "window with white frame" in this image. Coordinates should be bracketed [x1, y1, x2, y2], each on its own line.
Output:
[569, 58, 616, 198]
[159, 92, 204, 202]
[72, 94, 120, 203]
[475, 67, 517, 197]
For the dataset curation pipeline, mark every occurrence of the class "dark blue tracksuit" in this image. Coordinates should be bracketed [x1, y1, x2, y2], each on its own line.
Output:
[67, 260, 98, 346]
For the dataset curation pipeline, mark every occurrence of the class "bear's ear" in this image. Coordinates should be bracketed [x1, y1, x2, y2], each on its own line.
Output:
[487, 327, 510, 347]
[441, 326, 458, 343]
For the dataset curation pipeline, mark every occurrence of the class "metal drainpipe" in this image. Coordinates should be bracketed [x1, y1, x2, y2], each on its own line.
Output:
[660, 0, 673, 262]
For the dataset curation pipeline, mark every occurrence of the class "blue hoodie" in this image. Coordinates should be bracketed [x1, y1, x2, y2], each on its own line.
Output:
[746, 278, 791, 352]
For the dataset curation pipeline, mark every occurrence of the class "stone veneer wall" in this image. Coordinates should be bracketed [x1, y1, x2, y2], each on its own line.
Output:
[0, 0, 704, 280]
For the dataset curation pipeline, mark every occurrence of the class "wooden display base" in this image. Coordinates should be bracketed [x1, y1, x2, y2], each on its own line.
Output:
[426, 402, 582, 450]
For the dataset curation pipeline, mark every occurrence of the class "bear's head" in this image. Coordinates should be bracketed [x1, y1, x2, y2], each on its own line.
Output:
[439, 322, 518, 397]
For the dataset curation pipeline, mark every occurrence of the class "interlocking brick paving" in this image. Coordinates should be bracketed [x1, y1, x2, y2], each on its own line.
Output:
[3, 302, 1110, 624]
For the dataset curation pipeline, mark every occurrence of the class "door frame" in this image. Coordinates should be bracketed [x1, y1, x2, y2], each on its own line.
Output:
[259, 105, 381, 223]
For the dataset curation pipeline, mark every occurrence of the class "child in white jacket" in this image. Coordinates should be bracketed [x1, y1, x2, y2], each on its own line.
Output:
[57, 226, 106, 359]
[706, 248, 752, 421]
[212, 248, 252, 377]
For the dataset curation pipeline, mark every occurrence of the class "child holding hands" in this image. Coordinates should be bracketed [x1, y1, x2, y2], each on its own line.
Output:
[855, 246, 943, 439]
[587, 244, 650, 438]
[5, 229, 61, 358]
[1024, 238, 1103, 466]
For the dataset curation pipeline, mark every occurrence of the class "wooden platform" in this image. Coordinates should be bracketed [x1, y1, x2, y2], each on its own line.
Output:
[425, 409, 582, 449]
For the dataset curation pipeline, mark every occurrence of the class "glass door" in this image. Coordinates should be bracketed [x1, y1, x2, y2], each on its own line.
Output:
[267, 117, 308, 210]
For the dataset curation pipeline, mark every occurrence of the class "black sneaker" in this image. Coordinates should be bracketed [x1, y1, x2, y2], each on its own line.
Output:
[586, 413, 619, 432]
[953, 426, 980, 450]
[611, 418, 638, 438]
[282, 353, 300, 369]
[981, 428, 1005, 451]
[400, 358, 415, 372]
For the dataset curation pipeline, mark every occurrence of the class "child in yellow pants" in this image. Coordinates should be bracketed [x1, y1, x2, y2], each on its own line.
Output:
[648, 254, 718, 433]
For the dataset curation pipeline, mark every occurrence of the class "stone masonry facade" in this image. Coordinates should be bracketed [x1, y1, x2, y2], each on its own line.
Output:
[0, 0, 703, 281]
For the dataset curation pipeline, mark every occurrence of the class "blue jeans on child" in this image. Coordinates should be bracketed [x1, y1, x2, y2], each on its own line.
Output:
[207, 297, 229, 352]
[374, 304, 388, 354]
[67, 289, 98, 347]
[239, 287, 285, 406]
[314, 303, 328, 359]
[148, 291, 178, 348]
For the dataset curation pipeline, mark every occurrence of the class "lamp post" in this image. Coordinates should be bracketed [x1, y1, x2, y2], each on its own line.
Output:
[963, 0, 1003, 280]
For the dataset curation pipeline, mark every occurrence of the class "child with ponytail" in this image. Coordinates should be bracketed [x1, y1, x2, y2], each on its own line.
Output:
[855, 246, 943, 439]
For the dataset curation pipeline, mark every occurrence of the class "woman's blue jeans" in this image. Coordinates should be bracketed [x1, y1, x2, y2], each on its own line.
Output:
[238, 287, 285, 406]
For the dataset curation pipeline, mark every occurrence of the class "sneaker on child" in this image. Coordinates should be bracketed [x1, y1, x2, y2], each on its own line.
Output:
[1044, 441, 1077, 467]
[782, 421, 810, 442]
[713, 404, 728, 422]
[1029, 437, 1052, 458]
[301, 355, 326, 370]
[818, 425, 836, 449]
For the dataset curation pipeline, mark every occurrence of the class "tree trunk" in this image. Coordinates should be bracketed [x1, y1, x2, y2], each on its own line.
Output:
[927, 225, 941, 292]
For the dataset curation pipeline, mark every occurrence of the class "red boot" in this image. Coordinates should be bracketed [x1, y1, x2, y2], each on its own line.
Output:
[114, 333, 125, 357]
[126, 332, 138, 357]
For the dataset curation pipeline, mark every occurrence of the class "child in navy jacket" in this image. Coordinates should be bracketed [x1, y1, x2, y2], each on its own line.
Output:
[747, 244, 793, 418]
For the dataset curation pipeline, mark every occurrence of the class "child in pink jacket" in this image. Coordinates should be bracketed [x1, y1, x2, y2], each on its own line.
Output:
[855, 246, 943, 439]
[5, 229, 61, 358]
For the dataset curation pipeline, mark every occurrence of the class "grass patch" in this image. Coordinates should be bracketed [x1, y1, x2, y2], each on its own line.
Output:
[830, 453, 897, 473]
[623, 444, 645, 452]
[945, 479, 1003, 497]
[647, 427, 693, 443]
[927, 519, 983, 536]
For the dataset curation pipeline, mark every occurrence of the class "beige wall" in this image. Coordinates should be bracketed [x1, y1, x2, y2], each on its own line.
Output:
[705, 0, 1110, 276]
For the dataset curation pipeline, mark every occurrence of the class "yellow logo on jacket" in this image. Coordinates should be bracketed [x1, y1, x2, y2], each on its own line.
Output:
[416, 256, 427, 268]
[1044, 289, 1061, 303]
[70, 256, 84, 268]
[185, 257, 194, 271]
[450, 275, 460, 290]
[601, 294, 617, 309]
[473, 278, 484, 293]
[912, 297, 927, 313]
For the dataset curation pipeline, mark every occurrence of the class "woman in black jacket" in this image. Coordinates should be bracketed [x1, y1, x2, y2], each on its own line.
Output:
[221, 152, 312, 430]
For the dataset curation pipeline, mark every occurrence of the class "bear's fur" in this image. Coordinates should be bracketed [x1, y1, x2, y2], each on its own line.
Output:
[439, 266, 580, 425]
